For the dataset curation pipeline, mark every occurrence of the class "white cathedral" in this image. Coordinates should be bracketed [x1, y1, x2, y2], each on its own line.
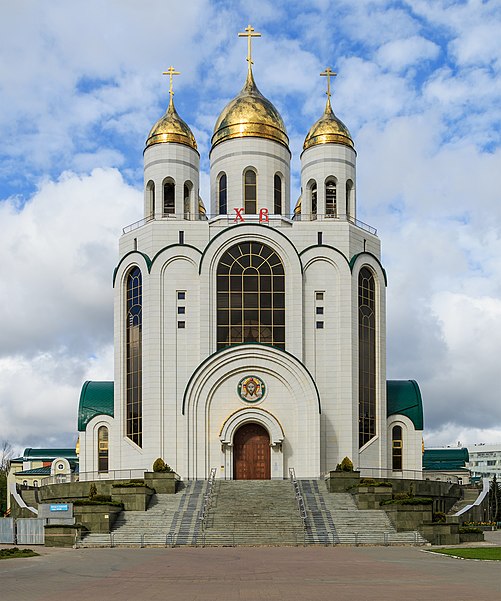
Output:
[78, 28, 424, 481]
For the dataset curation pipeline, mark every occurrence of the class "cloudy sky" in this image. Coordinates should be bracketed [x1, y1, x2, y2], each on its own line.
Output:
[1, 0, 500, 455]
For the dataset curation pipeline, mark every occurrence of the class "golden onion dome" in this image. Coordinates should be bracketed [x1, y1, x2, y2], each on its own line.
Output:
[211, 67, 289, 150]
[303, 97, 354, 151]
[145, 96, 197, 151]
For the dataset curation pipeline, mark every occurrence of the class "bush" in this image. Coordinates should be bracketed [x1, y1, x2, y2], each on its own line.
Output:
[152, 458, 173, 473]
[88, 483, 98, 499]
[112, 481, 151, 489]
[459, 526, 483, 534]
[393, 492, 411, 501]
[360, 478, 392, 487]
[73, 499, 123, 507]
[380, 497, 433, 506]
[335, 457, 354, 472]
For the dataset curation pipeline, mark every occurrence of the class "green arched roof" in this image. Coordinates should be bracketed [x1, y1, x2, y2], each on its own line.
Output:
[423, 448, 469, 471]
[78, 381, 114, 431]
[387, 380, 423, 430]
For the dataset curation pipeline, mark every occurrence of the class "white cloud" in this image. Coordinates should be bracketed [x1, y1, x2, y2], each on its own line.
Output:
[377, 36, 440, 72]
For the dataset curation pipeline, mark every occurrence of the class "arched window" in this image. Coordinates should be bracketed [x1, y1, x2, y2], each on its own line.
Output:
[218, 173, 227, 214]
[346, 179, 353, 217]
[184, 182, 191, 219]
[163, 180, 175, 215]
[358, 267, 376, 447]
[392, 425, 403, 471]
[274, 174, 282, 215]
[98, 425, 109, 472]
[310, 182, 317, 219]
[126, 267, 142, 447]
[244, 169, 257, 214]
[217, 242, 285, 351]
[146, 180, 155, 217]
[326, 180, 337, 217]
[33, 480, 38, 487]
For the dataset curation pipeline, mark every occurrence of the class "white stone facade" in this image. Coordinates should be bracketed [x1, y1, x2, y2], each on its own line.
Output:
[79, 70, 424, 481]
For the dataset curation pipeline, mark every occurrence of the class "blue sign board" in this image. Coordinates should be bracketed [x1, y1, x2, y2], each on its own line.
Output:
[50, 504, 69, 512]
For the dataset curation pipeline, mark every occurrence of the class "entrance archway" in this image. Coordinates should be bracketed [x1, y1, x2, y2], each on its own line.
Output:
[233, 423, 270, 480]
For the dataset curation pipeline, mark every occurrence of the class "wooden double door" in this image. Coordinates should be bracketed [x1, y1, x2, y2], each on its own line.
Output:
[233, 423, 271, 480]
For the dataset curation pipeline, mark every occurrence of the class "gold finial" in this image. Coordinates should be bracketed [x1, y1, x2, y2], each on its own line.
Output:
[238, 24, 261, 70]
[162, 66, 181, 105]
[320, 67, 337, 100]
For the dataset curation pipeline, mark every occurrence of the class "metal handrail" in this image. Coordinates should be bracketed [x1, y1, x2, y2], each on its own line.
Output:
[198, 467, 217, 530]
[289, 468, 307, 530]
[121, 212, 377, 235]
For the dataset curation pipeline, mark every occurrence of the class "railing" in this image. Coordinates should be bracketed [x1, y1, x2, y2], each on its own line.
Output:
[121, 212, 377, 235]
[353, 466, 425, 480]
[41, 469, 147, 486]
[198, 467, 217, 531]
[289, 468, 307, 531]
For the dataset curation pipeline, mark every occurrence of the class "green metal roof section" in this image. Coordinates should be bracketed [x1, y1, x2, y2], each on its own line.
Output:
[423, 448, 469, 471]
[78, 381, 114, 431]
[16, 466, 52, 476]
[23, 448, 78, 461]
[386, 380, 424, 430]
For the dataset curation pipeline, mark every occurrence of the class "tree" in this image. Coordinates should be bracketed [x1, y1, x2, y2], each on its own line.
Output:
[490, 475, 501, 522]
[0, 441, 13, 515]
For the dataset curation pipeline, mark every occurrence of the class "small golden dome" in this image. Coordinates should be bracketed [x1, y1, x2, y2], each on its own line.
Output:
[145, 97, 197, 151]
[211, 68, 289, 150]
[303, 98, 354, 151]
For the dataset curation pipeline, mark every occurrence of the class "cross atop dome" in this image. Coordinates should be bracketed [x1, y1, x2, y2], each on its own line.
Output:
[320, 67, 337, 101]
[238, 24, 261, 71]
[162, 66, 181, 106]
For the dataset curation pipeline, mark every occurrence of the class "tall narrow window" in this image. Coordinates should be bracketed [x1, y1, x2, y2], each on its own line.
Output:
[274, 174, 282, 214]
[311, 182, 317, 219]
[217, 242, 285, 351]
[184, 183, 191, 219]
[392, 425, 403, 471]
[326, 180, 337, 217]
[219, 173, 227, 214]
[358, 267, 376, 448]
[126, 267, 142, 447]
[163, 181, 175, 215]
[346, 179, 354, 217]
[146, 180, 155, 217]
[244, 170, 257, 214]
[98, 426, 109, 472]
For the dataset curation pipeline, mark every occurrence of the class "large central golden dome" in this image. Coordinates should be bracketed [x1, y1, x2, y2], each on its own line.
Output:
[211, 68, 289, 150]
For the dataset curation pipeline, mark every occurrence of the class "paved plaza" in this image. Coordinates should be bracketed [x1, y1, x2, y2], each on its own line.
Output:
[1, 541, 500, 601]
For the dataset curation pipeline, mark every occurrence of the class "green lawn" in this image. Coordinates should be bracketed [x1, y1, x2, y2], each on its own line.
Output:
[430, 547, 501, 561]
[0, 548, 39, 560]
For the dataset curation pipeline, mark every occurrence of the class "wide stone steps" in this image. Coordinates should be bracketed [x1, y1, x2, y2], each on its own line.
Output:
[78, 480, 207, 547]
[300, 479, 427, 545]
[78, 478, 428, 547]
[202, 480, 304, 546]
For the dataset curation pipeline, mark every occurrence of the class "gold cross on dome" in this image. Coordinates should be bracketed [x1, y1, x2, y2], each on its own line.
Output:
[162, 66, 181, 100]
[238, 24, 261, 66]
[320, 67, 337, 99]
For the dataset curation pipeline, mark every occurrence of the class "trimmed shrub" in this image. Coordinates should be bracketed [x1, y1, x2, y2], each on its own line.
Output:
[459, 526, 483, 534]
[360, 478, 392, 487]
[335, 457, 354, 472]
[433, 511, 446, 523]
[112, 481, 151, 489]
[73, 499, 123, 507]
[152, 458, 174, 473]
[380, 497, 433, 506]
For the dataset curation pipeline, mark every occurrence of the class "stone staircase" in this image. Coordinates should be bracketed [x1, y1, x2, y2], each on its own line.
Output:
[78, 480, 208, 547]
[201, 480, 305, 546]
[78, 478, 428, 547]
[300, 479, 427, 545]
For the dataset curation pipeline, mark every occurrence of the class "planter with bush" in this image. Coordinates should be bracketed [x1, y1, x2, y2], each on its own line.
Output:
[144, 458, 180, 494]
